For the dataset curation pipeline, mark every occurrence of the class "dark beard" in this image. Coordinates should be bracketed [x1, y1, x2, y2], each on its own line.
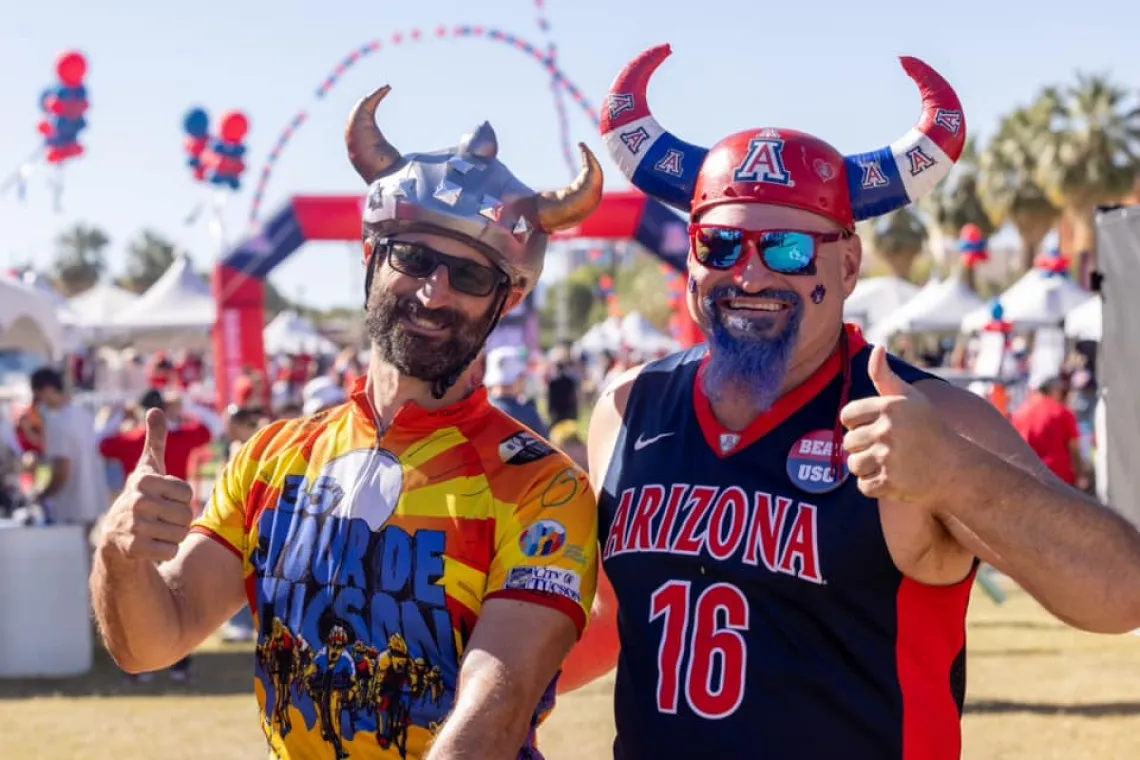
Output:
[701, 285, 803, 412]
[365, 287, 496, 383]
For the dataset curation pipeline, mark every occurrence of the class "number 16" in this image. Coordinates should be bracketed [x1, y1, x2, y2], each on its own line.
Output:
[649, 580, 750, 719]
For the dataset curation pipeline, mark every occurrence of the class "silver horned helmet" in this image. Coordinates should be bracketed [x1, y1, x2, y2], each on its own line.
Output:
[347, 86, 604, 295]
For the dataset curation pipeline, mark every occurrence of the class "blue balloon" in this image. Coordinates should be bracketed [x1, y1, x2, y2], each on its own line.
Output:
[39, 87, 55, 111]
[183, 108, 210, 138]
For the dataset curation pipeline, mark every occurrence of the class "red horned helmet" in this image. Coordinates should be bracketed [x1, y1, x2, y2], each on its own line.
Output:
[600, 45, 966, 229]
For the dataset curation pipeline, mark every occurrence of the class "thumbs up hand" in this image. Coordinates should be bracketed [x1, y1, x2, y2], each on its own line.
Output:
[100, 409, 197, 563]
[140, 407, 168, 475]
[839, 346, 954, 505]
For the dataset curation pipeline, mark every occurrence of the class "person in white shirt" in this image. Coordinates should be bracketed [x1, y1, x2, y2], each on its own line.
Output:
[29, 367, 111, 537]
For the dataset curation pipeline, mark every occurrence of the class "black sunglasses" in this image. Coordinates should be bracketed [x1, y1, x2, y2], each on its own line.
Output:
[383, 241, 508, 298]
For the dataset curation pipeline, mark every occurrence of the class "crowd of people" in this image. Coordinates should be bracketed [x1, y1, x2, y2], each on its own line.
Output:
[0, 45, 1129, 760]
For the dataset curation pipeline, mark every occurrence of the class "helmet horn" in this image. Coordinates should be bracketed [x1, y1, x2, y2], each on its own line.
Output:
[533, 143, 605, 232]
[601, 45, 708, 213]
[844, 57, 967, 222]
[345, 86, 403, 183]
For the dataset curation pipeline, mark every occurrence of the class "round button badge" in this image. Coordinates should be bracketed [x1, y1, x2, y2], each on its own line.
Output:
[786, 429, 849, 494]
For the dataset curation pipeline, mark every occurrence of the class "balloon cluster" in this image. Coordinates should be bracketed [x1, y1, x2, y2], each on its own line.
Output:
[1034, 243, 1070, 277]
[958, 224, 988, 269]
[38, 51, 90, 165]
[182, 108, 249, 190]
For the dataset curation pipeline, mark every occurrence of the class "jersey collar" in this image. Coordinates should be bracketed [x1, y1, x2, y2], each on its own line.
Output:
[349, 376, 493, 435]
[693, 323, 868, 458]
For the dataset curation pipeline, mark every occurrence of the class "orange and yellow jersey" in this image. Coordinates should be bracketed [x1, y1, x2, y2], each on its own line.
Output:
[191, 384, 598, 760]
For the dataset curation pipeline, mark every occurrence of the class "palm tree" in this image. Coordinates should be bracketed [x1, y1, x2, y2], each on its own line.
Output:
[868, 208, 928, 280]
[979, 102, 1061, 272]
[1033, 74, 1140, 266]
[920, 138, 996, 287]
[52, 223, 109, 295]
[122, 229, 178, 293]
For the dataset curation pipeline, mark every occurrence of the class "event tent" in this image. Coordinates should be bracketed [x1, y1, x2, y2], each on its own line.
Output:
[868, 275, 984, 341]
[1064, 295, 1102, 342]
[68, 283, 140, 328]
[0, 278, 65, 357]
[263, 311, 339, 356]
[844, 276, 921, 330]
[112, 254, 215, 332]
[960, 269, 1092, 332]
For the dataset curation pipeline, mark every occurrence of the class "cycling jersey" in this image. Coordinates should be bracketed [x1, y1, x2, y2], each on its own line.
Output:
[191, 382, 598, 760]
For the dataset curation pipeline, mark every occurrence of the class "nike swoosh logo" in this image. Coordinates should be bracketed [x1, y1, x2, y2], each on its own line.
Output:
[634, 432, 675, 451]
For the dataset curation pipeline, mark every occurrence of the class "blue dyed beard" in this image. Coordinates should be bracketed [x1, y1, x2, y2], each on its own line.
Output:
[702, 286, 803, 412]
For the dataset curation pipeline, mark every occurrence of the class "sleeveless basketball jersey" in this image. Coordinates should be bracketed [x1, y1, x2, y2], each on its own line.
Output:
[599, 326, 974, 760]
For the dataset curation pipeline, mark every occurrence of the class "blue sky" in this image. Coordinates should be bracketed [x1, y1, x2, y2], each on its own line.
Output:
[1, 0, 1138, 308]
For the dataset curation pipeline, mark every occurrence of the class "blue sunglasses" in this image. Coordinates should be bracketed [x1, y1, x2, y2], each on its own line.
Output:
[689, 224, 852, 275]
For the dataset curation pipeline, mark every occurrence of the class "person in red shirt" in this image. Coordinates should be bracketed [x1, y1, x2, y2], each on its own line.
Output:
[1011, 375, 1083, 487]
[101, 390, 212, 483]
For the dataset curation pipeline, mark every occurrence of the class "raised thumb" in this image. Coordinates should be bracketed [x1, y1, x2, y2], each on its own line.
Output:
[141, 408, 168, 474]
[868, 345, 909, 397]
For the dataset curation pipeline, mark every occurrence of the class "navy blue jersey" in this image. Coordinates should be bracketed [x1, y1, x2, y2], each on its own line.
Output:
[599, 327, 974, 760]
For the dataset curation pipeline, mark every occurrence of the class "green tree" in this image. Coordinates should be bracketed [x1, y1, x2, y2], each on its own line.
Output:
[122, 229, 178, 293]
[920, 138, 995, 289]
[867, 208, 928, 280]
[539, 263, 608, 345]
[979, 102, 1060, 272]
[1033, 74, 1140, 265]
[613, 252, 672, 330]
[51, 222, 109, 295]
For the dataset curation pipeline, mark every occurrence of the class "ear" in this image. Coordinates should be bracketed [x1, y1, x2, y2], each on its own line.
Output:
[501, 287, 527, 314]
[841, 234, 862, 297]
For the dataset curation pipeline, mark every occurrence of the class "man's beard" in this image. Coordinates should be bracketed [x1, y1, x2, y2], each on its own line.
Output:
[365, 288, 496, 383]
[701, 285, 803, 412]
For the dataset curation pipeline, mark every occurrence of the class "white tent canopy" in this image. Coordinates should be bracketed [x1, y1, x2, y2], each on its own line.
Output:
[620, 311, 680, 354]
[264, 311, 339, 356]
[112, 254, 215, 332]
[868, 275, 984, 342]
[0, 278, 65, 357]
[1064, 295, 1102, 341]
[961, 270, 1092, 333]
[844, 276, 921, 330]
[68, 283, 140, 328]
[575, 312, 681, 355]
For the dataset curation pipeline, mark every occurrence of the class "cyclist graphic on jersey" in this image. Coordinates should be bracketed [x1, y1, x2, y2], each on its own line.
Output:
[303, 624, 356, 760]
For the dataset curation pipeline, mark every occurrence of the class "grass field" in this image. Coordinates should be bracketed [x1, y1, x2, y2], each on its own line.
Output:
[2, 581, 1139, 759]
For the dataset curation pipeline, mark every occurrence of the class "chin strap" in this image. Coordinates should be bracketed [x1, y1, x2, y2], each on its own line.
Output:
[429, 284, 511, 400]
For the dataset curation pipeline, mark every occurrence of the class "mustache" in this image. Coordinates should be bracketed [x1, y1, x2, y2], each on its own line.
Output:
[703, 286, 803, 310]
[397, 297, 462, 328]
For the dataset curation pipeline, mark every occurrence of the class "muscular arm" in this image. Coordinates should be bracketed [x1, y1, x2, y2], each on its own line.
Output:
[919, 380, 1140, 633]
[425, 599, 577, 760]
[91, 533, 246, 672]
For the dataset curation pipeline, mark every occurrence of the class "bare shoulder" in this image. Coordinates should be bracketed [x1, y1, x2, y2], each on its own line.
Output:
[915, 378, 1058, 483]
[586, 364, 647, 489]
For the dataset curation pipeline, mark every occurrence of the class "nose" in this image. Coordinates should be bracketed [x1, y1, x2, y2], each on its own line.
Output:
[416, 263, 457, 308]
[733, 242, 779, 294]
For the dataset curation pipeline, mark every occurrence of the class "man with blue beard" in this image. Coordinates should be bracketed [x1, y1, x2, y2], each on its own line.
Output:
[569, 44, 1140, 760]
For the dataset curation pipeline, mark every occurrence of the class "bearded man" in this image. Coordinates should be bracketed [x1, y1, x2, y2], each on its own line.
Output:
[90, 83, 604, 760]
[575, 45, 1140, 760]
